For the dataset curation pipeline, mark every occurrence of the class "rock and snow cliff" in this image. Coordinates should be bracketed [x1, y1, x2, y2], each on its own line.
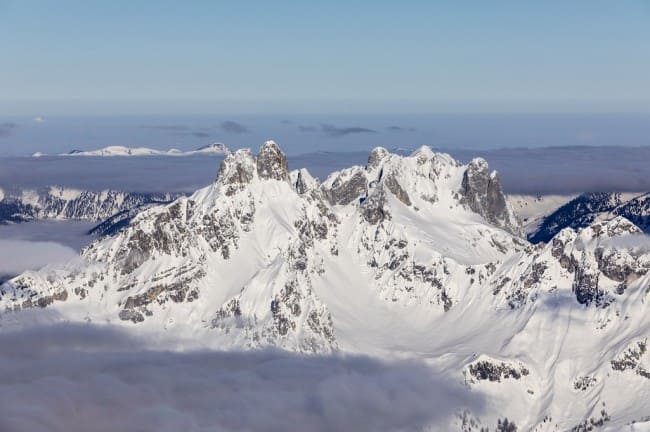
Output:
[1, 141, 649, 430]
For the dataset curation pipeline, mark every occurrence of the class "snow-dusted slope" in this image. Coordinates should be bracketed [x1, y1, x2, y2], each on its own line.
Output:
[509, 193, 577, 235]
[32, 143, 231, 157]
[0, 186, 177, 224]
[529, 192, 650, 243]
[2, 142, 650, 430]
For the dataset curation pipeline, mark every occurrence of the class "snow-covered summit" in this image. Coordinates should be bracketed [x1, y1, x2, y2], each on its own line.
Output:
[3, 141, 525, 342]
[3, 142, 650, 430]
[194, 142, 230, 155]
[321, 145, 519, 235]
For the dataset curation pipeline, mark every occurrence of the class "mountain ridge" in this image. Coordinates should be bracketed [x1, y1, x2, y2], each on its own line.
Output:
[0, 186, 179, 225]
[2, 141, 649, 430]
[32, 143, 231, 157]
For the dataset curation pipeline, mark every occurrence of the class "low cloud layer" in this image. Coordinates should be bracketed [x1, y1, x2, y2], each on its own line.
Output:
[0, 239, 78, 276]
[220, 120, 249, 134]
[448, 146, 650, 194]
[597, 233, 650, 252]
[385, 126, 416, 133]
[0, 122, 17, 138]
[0, 323, 482, 432]
[298, 124, 377, 138]
[0, 146, 648, 195]
[139, 125, 190, 131]
[321, 124, 376, 137]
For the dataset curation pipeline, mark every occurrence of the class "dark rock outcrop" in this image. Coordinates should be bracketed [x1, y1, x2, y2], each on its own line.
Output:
[323, 170, 368, 206]
[367, 147, 389, 170]
[294, 170, 313, 195]
[468, 359, 530, 382]
[216, 149, 256, 187]
[383, 173, 411, 206]
[256, 141, 289, 181]
[460, 158, 519, 235]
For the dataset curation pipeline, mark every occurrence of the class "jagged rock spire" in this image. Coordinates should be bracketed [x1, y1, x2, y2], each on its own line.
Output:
[216, 149, 256, 186]
[256, 140, 289, 181]
[460, 158, 520, 235]
[367, 147, 389, 170]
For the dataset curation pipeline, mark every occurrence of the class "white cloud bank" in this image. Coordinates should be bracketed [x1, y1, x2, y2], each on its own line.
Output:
[0, 323, 483, 432]
[0, 239, 78, 277]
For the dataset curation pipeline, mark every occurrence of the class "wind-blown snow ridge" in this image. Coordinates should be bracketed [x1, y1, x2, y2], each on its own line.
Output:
[2, 141, 650, 430]
[32, 143, 231, 157]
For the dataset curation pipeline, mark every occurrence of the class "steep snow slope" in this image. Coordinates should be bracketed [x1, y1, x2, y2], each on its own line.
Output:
[1, 142, 649, 430]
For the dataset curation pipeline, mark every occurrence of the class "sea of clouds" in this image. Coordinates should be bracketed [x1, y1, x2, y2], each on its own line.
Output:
[0, 319, 483, 432]
[0, 146, 649, 195]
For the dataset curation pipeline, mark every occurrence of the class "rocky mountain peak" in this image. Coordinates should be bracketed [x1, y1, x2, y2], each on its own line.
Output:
[216, 149, 256, 189]
[198, 142, 231, 155]
[460, 157, 520, 235]
[586, 216, 642, 239]
[410, 145, 437, 161]
[5, 140, 650, 428]
[367, 147, 389, 170]
[256, 140, 289, 182]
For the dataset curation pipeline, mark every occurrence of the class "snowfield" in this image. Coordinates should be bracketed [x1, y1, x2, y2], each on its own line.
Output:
[1, 141, 649, 431]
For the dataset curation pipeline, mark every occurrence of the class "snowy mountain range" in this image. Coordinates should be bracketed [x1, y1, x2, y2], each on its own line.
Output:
[32, 143, 231, 157]
[0, 186, 178, 224]
[526, 192, 650, 243]
[2, 141, 650, 430]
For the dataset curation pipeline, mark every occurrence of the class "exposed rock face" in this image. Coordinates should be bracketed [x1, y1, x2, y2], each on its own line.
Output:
[611, 339, 649, 379]
[573, 376, 597, 391]
[292, 169, 318, 195]
[466, 358, 530, 383]
[216, 149, 256, 186]
[595, 247, 648, 294]
[383, 173, 411, 206]
[295, 171, 310, 195]
[493, 216, 650, 309]
[572, 261, 604, 306]
[461, 158, 519, 235]
[256, 140, 289, 181]
[367, 146, 389, 170]
[360, 184, 388, 224]
[322, 169, 368, 206]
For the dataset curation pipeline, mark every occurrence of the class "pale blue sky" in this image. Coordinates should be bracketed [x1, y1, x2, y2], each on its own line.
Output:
[1, 0, 650, 114]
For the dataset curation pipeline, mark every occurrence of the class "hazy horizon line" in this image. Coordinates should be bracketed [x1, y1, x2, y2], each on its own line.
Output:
[2, 98, 650, 117]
